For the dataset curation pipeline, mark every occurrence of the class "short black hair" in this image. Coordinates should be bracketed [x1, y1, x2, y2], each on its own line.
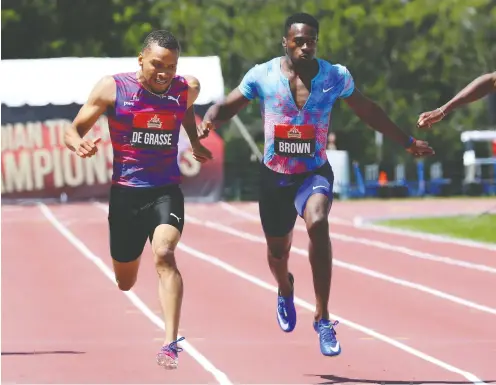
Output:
[284, 13, 319, 36]
[142, 30, 181, 52]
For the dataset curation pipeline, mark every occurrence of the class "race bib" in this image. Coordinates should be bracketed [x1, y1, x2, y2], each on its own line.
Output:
[274, 124, 315, 157]
[131, 112, 177, 149]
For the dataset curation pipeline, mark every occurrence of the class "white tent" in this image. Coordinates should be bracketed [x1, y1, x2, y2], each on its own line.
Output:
[0, 56, 225, 107]
[461, 129, 496, 143]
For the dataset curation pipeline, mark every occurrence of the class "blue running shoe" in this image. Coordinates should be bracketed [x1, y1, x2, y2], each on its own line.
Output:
[156, 336, 185, 369]
[276, 272, 296, 333]
[313, 319, 341, 356]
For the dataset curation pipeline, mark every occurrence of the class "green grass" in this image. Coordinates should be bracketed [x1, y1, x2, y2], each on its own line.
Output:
[379, 214, 496, 244]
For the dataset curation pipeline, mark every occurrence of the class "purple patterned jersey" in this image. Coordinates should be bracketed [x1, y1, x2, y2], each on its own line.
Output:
[107, 72, 189, 187]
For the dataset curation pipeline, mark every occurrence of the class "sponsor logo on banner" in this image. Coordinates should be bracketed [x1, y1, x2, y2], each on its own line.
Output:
[1, 114, 224, 201]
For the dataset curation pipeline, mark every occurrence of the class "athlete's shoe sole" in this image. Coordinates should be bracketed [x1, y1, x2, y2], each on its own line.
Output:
[157, 350, 179, 369]
[156, 336, 185, 370]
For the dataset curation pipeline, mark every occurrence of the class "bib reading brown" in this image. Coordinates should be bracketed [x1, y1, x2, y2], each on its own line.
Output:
[274, 124, 316, 157]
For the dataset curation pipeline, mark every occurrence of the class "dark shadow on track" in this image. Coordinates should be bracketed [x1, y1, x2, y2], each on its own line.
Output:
[2, 350, 85, 356]
[305, 374, 495, 384]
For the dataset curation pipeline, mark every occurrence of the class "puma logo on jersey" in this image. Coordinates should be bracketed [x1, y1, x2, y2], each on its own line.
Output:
[167, 95, 180, 105]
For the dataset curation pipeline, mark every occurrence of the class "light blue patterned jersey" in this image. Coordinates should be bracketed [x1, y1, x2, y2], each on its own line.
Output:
[238, 56, 354, 174]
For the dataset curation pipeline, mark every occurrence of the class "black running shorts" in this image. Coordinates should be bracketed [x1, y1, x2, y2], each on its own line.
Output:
[258, 161, 334, 238]
[107, 184, 184, 263]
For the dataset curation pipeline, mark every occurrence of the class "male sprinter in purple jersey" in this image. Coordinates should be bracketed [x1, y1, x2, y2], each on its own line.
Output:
[201, 13, 434, 357]
[64, 30, 213, 369]
[417, 71, 496, 128]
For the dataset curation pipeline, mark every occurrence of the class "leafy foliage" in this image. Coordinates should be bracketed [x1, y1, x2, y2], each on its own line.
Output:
[2, 0, 495, 168]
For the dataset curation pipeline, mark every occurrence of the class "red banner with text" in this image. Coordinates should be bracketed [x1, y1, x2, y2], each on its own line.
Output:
[1, 114, 224, 202]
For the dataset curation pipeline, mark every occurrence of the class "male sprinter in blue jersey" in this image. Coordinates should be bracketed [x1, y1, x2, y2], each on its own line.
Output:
[202, 13, 434, 357]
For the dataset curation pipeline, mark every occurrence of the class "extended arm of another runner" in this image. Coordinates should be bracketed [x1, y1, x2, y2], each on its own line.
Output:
[182, 75, 213, 163]
[65, 75, 116, 158]
[442, 71, 496, 113]
[343, 88, 434, 157]
[417, 71, 496, 128]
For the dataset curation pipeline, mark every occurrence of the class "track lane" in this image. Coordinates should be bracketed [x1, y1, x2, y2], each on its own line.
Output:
[47, 202, 363, 384]
[227, 201, 496, 265]
[88, 202, 479, 384]
[4, 200, 493, 384]
[220, 203, 496, 309]
[1, 204, 221, 384]
[189, 203, 494, 383]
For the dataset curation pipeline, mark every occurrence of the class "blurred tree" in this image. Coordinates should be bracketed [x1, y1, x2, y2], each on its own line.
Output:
[1, 0, 494, 170]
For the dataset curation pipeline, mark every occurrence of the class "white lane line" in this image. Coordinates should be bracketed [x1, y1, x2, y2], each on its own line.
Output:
[185, 214, 496, 316]
[177, 240, 485, 385]
[39, 203, 232, 385]
[242, 200, 496, 251]
[94, 202, 486, 384]
[220, 202, 496, 274]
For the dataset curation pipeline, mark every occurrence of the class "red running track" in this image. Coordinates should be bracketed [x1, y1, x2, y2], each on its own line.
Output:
[2, 200, 495, 384]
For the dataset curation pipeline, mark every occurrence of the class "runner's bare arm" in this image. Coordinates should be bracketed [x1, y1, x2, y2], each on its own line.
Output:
[64, 76, 116, 152]
[182, 75, 202, 144]
[417, 71, 496, 128]
[343, 88, 412, 147]
[440, 71, 496, 114]
[181, 75, 213, 162]
[203, 88, 251, 127]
